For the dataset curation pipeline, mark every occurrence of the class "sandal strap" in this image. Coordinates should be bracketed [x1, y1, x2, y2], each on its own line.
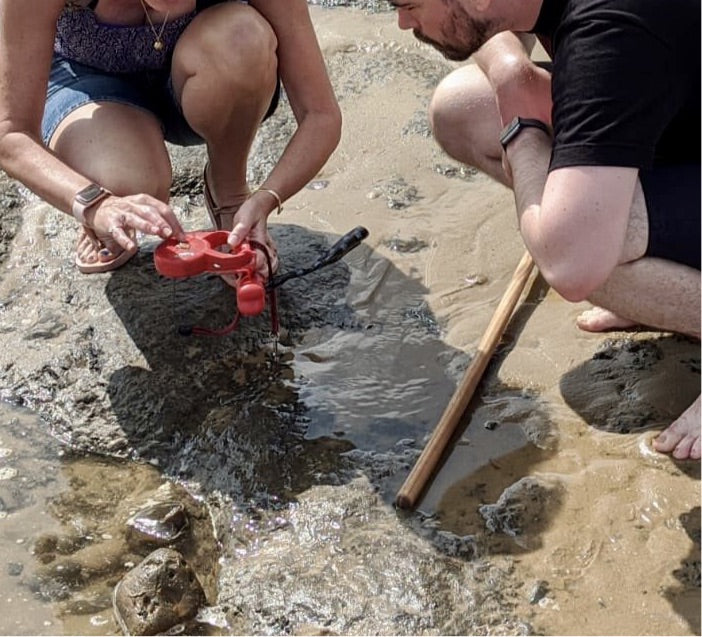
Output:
[203, 164, 247, 230]
[81, 224, 102, 250]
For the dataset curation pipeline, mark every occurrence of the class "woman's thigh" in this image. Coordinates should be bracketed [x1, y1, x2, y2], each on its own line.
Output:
[44, 55, 174, 199]
[50, 101, 172, 200]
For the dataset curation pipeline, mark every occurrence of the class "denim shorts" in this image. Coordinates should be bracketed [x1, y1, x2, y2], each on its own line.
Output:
[42, 53, 281, 146]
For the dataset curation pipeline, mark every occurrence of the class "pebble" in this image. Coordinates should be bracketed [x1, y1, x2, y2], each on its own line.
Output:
[113, 548, 206, 636]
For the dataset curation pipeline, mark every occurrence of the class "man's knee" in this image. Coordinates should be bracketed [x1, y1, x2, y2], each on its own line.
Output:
[428, 67, 502, 166]
[429, 71, 472, 150]
[428, 80, 457, 153]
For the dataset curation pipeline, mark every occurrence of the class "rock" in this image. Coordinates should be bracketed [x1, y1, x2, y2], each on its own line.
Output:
[6, 561, 23, 576]
[528, 580, 549, 604]
[479, 476, 562, 538]
[126, 501, 189, 547]
[113, 548, 206, 636]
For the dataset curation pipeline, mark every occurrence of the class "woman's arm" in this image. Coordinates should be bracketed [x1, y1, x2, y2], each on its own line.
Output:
[0, 0, 91, 212]
[249, 0, 341, 196]
[0, 0, 182, 245]
[228, 0, 341, 246]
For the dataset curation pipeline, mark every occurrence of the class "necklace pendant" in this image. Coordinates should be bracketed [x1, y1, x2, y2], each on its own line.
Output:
[153, 39, 164, 51]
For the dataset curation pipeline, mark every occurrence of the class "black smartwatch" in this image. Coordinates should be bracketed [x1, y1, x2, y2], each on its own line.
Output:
[499, 116, 551, 150]
[72, 183, 112, 224]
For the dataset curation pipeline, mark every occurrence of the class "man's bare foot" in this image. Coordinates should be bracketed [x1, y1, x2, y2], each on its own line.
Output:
[576, 306, 639, 332]
[653, 395, 701, 460]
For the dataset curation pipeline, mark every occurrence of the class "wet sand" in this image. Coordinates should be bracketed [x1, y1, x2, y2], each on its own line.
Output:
[305, 7, 701, 635]
[0, 5, 698, 636]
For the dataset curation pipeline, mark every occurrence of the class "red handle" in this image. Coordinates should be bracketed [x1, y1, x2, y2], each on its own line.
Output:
[236, 274, 267, 316]
[154, 231, 266, 316]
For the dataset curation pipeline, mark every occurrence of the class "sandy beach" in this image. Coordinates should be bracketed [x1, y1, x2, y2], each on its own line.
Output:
[306, 9, 701, 634]
[0, 4, 699, 636]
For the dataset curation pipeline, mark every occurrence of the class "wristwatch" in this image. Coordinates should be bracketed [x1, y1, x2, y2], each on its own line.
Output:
[72, 183, 112, 224]
[499, 116, 551, 150]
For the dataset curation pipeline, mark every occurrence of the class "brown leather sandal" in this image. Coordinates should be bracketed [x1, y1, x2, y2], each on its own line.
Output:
[202, 163, 280, 280]
[202, 164, 249, 231]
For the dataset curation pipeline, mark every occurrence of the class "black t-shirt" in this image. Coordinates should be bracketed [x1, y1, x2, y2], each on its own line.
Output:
[531, 0, 700, 171]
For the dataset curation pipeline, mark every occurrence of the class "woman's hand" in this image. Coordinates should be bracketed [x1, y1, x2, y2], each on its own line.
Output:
[226, 192, 279, 279]
[84, 193, 186, 251]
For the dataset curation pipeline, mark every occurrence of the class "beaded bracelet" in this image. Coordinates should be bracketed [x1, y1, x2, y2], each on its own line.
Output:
[252, 187, 283, 215]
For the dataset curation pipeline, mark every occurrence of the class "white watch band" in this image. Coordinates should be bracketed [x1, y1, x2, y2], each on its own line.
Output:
[72, 184, 112, 224]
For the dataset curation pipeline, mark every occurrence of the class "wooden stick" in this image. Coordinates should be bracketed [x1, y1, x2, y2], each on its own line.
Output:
[395, 251, 536, 510]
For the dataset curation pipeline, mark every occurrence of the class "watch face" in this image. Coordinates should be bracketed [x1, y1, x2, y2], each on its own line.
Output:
[499, 118, 521, 148]
[76, 183, 104, 204]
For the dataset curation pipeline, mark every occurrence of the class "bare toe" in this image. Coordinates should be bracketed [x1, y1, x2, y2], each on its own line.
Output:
[75, 227, 138, 275]
[672, 435, 694, 459]
[76, 232, 99, 265]
[653, 396, 701, 460]
[576, 306, 639, 332]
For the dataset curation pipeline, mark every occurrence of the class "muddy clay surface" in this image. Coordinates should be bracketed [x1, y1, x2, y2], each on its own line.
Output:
[0, 4, 699, 636]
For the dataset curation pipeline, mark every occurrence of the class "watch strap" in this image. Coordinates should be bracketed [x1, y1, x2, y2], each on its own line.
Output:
[499, 116, 551, 150]
[72, 184, 112, 224]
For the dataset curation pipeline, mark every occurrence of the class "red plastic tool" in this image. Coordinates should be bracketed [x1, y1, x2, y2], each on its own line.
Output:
[154, 230, 266, 317]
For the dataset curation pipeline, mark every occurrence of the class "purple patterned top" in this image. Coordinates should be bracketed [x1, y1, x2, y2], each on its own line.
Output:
[54, 7, 196, 73]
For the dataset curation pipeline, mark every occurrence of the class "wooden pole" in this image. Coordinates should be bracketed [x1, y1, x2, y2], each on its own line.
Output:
[395, 251, 536, 510]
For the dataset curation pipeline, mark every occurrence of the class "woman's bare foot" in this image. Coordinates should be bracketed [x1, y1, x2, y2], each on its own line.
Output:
[653, 395, 701, 460]
[75, 227, 138, 274]
[576, 306, 639, 332]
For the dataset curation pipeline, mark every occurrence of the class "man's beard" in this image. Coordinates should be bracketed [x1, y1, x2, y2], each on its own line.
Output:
[413, 2, 491, 61]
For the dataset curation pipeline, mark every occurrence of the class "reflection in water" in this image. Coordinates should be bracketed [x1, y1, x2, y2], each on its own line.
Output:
[0, 403, 66, 635]
[423, 386, 555, 514]
[293, 253, 460, 450]
[0, 402, 221, 636]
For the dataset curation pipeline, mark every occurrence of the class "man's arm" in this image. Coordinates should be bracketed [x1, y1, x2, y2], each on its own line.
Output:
[472, 32, 551, 127]
[506, 130, 639, 302]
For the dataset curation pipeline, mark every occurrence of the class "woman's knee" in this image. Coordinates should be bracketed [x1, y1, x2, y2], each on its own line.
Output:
[174, 4, 278, 91]
[108, 153, 172, 202]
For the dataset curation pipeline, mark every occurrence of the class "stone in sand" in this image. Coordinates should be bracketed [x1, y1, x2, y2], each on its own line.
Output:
[113, 548, 206, 636]
[126, 500, 189, 547]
